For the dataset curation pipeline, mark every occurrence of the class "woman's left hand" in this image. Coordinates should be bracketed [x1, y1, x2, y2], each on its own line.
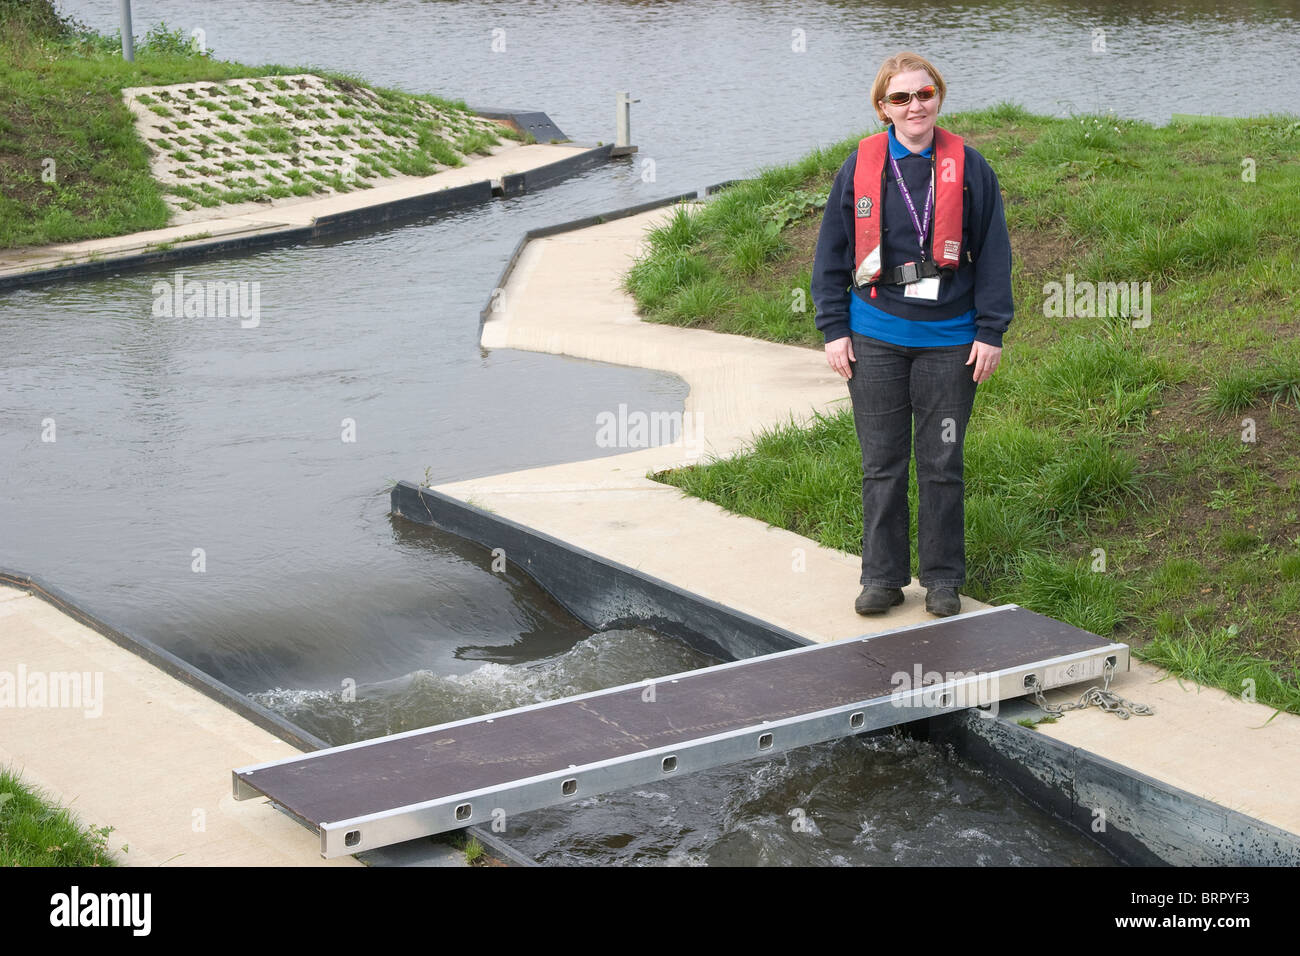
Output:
[966, 341, 1002, 384]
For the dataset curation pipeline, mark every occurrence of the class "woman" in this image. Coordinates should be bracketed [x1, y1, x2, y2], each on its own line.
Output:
[811, 52, 1013, 618]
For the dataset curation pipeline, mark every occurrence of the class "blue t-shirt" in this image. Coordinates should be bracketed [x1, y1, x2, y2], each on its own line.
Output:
[846, 126, 978, 347]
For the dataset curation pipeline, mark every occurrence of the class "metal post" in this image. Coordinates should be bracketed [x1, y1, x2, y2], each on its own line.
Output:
[119, 0, 134, 61]
[616, 91, 636, 148]
[612, 92, 640, 156]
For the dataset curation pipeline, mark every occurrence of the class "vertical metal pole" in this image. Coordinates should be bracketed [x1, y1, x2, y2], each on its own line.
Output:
[119, 0, 134, 61]
[616, 92, 631, 148]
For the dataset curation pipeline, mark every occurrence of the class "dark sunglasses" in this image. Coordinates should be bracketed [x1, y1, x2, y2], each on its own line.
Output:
[883, 85, 937, 106]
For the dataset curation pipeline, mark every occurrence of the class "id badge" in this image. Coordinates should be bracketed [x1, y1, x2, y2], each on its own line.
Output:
[904, 276, 941, 300]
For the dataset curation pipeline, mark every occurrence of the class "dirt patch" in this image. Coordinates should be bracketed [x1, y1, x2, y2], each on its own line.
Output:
[1011, 227, 1075, 275]
[780, 216, 822, 271]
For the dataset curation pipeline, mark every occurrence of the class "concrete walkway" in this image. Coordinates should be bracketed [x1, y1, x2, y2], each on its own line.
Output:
[0, 587, 360, 866]
[442, 203, 1300, 840]
[0, 141, 591, 283]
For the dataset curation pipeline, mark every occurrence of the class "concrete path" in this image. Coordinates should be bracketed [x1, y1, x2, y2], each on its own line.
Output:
[442, 203, 1300, 840]
[0, 141, 591, 282]
[0, 587, 360, 866]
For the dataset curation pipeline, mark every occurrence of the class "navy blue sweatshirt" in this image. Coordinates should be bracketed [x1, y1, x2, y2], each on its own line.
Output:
[811, 127, 1014, 348]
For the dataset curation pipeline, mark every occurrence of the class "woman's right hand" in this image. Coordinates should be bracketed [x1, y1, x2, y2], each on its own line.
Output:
[825, 336, 856, 379]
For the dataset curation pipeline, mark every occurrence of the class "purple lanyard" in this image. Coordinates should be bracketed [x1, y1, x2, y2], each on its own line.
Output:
[888, 153, 934, 258]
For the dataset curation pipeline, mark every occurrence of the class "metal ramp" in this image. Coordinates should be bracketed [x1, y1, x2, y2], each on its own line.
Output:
[233, 604, 1128, 858]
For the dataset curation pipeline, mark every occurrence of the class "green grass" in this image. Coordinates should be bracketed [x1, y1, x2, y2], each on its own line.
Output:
[1017, 714, 1060, 729]
[0, 1, 514, 247]
[0, 766, 124, 866]
[444, 830, 490, 865]
[634, 103, 1300, 714]
[463, 835, 484, 863]
[455, 128, 498, 156]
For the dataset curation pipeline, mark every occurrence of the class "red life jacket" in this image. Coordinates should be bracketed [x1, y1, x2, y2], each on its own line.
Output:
[852, 126, 965, 287]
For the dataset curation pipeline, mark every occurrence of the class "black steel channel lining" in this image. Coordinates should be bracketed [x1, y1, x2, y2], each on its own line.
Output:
[504, 143, 616, 195]
[0, 223, 320, 293]
[467, 108, 570, 147]
[308, 180, 493, 233]
[703, 179, 745, 195]
[475, 181, 743, 330]
[391, 480, 811, 662]
[0, 110, 610, 293]
[0, 570, 531, 867]
[931, 702, 1300, 866]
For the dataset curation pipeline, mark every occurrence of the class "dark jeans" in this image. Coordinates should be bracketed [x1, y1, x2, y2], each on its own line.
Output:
[845, 331, 978, 590]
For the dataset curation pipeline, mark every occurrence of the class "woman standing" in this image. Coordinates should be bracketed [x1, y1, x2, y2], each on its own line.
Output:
[811, 52, 1013, 617]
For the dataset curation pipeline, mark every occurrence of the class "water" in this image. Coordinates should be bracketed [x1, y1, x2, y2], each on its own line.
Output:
[13, 0, 1295, 864]
[0, 221, 688, 691]
[509, 734, 1111, 866]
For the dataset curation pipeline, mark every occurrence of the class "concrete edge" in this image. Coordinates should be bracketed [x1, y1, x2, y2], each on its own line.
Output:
[0, 568, 328, 753]
[930, 699, 1300, 866]
[391, 480, 812, 662]
[0, 110, 613, 294]
[0, 569, 538, 867]
[475, 179, 743, 329]
[465, 825, 541, 867]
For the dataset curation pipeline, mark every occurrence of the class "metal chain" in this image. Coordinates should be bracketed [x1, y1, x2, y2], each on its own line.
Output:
[1025, 659, 1154, 720]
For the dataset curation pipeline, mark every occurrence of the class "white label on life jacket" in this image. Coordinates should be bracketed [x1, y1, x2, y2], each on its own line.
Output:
[904, 276, 940, 300]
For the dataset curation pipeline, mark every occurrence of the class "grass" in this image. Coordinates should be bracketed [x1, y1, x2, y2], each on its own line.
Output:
[0, 766, 124, 866]
[1017, 715, 1060, 729]
[444, 831, 491, 865]
[629, 102, 1300, 714]
[0, 0, 524, 248]
[463, 835, 484, 863]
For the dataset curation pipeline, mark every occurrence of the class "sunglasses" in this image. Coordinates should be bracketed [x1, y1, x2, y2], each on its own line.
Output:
[883, 85, 937, 106]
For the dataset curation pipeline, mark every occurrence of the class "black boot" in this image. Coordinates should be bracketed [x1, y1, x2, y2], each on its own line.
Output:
[855, 586, 904, 615]
[925, 587, 960, 617]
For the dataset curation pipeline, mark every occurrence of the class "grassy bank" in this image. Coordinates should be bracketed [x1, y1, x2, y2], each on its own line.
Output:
[0, 766, 123, 865]
[0, 0, 523, 248]
[626, 105, 1300, 715]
